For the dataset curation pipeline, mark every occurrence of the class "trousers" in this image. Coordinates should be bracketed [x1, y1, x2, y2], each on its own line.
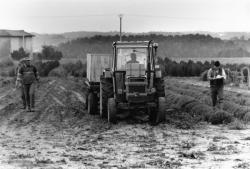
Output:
[210, 85, 224, 107]
[21, 83, 35, 108]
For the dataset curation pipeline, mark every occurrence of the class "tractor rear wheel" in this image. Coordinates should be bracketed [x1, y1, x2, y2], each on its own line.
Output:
[100, 76, 113, 118]
[155, 78, 165, 97]
[87, 92, 98, 115]
[149, 107, 157, 125]
[108, 98, 117, 123]
[149, 97, 166, 125]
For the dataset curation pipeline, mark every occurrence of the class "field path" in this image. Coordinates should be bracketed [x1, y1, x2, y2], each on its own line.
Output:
[0, 77, 250, 168]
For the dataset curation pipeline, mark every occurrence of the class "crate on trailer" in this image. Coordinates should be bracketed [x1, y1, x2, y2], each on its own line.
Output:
[85, 53, 112, 114]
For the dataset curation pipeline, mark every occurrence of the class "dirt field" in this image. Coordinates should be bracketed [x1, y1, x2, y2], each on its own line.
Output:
[1, 77, 250, 169]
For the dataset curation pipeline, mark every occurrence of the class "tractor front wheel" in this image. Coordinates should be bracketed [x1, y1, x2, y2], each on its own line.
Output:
[149, 97, 166, 125]
[149, 107, 157, 125]
[155, 78, 165, 97]
[108, 98, 117, 123]
[156, 97, 166, 123]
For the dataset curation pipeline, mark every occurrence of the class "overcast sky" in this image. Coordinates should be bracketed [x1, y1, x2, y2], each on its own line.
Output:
[0, 0, 250, 33]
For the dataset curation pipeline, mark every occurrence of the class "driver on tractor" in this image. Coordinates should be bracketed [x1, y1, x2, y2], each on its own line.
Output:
[127, 53, 139, 64]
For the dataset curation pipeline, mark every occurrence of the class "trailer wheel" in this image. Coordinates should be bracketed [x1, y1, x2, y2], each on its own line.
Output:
[108, 98, 117, 123]
[85, 91, 88, 110]
[100, 76, 113, 118]
[88, 93, 97, 115]
[156, 97, 166, 123]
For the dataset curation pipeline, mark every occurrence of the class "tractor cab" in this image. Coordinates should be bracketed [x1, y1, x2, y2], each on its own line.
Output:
[112, 41, 158, 104]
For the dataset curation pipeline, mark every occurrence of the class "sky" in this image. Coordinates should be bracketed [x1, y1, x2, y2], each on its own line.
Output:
[0, 0, 250, 34]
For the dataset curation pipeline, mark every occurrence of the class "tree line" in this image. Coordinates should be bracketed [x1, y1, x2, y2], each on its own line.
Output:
[10, 46, 86, 77]
[10, 46, 63, 76]
[58, 34, 250, 60]
[11, 46, 63, 61]
[157, 57, 249, 79]
[157, 57, 211, 77]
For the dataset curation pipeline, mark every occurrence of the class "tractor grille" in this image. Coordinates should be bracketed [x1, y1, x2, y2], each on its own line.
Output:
[129, 85, 145, 93]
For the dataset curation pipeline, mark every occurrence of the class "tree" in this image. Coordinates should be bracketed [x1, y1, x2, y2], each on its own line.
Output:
[39, 45, 63, 61]
[11, 47, 30, 61]
[34, 60, 60, 76]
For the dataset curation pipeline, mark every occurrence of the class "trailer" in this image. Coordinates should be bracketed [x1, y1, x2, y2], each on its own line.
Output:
[85, 53, 112, 114]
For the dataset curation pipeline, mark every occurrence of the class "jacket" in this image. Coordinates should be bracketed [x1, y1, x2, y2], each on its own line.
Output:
[207, 67, 226, 87]
[17, 65, 39, 84]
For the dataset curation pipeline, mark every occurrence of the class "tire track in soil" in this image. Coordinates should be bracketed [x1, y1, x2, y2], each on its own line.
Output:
[22, 79, 86, 131]
[62, 124, 182, 168]
[0, 79, 79, 169]
[0, 89, 17, 110]
[0, 80, 57, 129]
[43, 81, 160, 168]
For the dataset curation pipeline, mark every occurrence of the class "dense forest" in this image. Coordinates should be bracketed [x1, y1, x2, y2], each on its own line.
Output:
[57, 34, 250, 60]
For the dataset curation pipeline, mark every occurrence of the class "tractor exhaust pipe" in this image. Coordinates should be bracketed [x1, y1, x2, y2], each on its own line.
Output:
[119, 14, 123, 41]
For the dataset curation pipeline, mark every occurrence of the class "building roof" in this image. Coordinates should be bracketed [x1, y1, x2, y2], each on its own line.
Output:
[0, 30, 34, 37]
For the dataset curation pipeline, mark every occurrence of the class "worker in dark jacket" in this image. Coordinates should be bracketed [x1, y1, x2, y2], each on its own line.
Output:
[16, 57, 39, 112]
[207, 61, 226, 109]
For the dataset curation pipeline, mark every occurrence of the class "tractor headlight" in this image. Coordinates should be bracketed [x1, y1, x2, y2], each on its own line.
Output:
[117, 89, 123, 94]
[156, 70, 162, 78]
[104, 70, 112, 78]
[155, 65, 162, 78]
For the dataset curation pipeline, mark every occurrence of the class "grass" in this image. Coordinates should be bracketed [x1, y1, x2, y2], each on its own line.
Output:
[0, 58, 14, 67]
[228, 119, 246, 130]
[243, 112, 250, 122]
[209, 111, 233, 125]
[165, 109, 201, 129]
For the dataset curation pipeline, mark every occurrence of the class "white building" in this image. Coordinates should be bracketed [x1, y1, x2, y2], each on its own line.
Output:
[0, 30, 34, 60]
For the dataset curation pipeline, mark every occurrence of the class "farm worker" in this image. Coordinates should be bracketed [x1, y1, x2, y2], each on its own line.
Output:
[127, 53, 139, 64]
[16, 57, 39, 112]
[207, 61, 226, 109]
[15, 59, 26, 109]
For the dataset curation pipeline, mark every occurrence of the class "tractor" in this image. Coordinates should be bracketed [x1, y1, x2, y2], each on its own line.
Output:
[86, 40, 166, 124]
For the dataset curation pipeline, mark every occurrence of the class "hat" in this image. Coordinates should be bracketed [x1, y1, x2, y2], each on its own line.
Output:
[214, 61, 220, 67]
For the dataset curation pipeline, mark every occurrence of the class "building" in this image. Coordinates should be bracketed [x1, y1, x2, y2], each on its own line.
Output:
[0, 30, 34, 60]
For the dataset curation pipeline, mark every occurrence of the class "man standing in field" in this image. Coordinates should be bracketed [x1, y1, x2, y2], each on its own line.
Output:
[207, 61, 226, 109]
[16, 57, 39, 112]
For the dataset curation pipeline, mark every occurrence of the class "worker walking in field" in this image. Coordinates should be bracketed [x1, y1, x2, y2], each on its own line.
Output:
[16, 57, 39, 112]
[207, 61, 226, 109]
